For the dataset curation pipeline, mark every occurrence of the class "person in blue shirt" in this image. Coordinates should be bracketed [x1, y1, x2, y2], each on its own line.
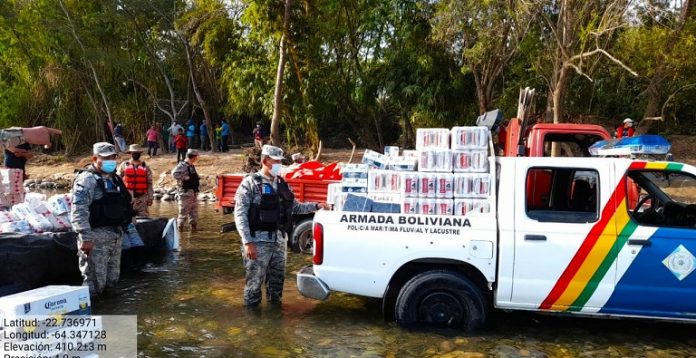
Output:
[220, 120, 230, 152]
[199, 121, 209, 151]
[186, 119, 196, 149]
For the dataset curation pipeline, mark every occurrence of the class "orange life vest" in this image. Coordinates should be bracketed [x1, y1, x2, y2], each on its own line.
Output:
[123, 162, 149, 196]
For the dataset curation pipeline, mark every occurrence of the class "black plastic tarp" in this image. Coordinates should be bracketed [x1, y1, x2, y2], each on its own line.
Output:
[0, 218, 169, 297]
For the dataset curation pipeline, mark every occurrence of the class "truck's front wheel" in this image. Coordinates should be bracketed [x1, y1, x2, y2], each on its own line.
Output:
[394, 270, 487, 332]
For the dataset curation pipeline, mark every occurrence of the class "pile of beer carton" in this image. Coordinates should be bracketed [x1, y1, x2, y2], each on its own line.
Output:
[0, 168, 25, 208]
[328, 126, 493, 215]
[0, 193, 73, 234]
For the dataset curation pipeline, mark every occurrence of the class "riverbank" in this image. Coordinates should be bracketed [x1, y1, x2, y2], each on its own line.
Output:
[21, 147, 357, 200]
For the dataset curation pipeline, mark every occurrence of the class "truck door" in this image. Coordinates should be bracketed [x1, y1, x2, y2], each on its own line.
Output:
[601, 163, 696, 319]
[511, 159, 615, 311]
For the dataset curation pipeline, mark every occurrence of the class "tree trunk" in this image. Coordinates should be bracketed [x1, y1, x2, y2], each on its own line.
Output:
[271, 0, 293, 146]
[639, 0, 694, 134]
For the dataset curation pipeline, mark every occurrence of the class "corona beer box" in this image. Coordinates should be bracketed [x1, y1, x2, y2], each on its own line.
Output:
[0, 285, 91, 319]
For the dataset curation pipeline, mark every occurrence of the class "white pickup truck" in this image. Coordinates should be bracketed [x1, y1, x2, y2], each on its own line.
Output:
[297, 156, 696, 331]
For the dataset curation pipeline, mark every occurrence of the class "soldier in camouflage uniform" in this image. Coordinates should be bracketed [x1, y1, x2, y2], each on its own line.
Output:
[235, 145, 329, 307]
[172, 149, 200, 231]
[71, 142, 133, 297]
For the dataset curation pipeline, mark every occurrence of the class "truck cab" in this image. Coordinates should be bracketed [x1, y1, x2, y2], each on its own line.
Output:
[503, 118, 611, 157]
[299, 156, 696, 331]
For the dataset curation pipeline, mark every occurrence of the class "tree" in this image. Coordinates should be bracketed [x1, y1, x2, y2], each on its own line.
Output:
[431, 0, 537, 114]
[533, 0, 637, 125]
[270, 0, 293, 146]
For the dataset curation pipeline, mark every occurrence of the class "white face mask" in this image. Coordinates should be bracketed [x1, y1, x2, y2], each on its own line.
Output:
[271, 163, 282, 177]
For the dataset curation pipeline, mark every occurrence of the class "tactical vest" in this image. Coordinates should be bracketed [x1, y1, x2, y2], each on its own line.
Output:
[182, 163, 200, 192]
[248, 174, 294, 234]
[123, 162, 148, 196]
[81, 170, 134, 228]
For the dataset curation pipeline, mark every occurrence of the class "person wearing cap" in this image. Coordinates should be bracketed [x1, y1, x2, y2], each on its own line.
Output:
[234, 145, 329, 307]
[117, 144, 154, 217]
[252, 122, 265, 149]
[616, 118, 636, 139]
[70, 142, 134, 297]
[172, 149, 201, 231]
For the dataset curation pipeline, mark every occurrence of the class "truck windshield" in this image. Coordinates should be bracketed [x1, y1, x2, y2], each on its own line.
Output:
[628, 170, 696, 227]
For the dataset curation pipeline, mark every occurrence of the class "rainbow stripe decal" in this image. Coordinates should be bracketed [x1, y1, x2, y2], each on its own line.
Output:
[539, 161, 684, 311]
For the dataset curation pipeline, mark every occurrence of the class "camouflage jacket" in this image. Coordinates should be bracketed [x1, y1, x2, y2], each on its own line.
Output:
[234, 171, 317, 245]
[70, 164, 123, 233]
[172, 161, 197, 192]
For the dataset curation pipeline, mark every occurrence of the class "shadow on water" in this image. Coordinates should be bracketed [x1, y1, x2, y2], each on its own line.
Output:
[94, 201, 696, 357]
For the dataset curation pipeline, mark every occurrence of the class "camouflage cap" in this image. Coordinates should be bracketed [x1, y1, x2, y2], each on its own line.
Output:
[186, 148, 199, 157]
[93, 142, 117, 157]
[261, 145, 284, 160]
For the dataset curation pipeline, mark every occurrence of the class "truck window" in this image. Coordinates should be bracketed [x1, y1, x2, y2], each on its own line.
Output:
[542, 133, 605, 157]
[526, 168, 599, 223]
[627, 170, 696, 228]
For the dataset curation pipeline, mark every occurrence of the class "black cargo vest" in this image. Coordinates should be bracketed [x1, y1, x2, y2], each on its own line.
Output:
[182, 163, 200, 192]
[82, 170, 134, 228]
[248, 174, 294, 234]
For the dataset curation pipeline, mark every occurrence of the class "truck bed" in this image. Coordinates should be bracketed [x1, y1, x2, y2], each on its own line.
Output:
[215, 174, 338, 211]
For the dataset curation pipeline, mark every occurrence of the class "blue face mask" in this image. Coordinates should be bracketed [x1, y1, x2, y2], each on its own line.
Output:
[101, 160, 117, 173]
[271, 163, 282, 177]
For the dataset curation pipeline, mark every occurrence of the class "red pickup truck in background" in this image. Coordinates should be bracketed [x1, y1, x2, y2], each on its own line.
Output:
[215, 163, 340, 253]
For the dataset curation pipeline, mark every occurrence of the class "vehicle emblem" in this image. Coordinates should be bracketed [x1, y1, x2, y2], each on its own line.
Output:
[662, 244, 696, 281]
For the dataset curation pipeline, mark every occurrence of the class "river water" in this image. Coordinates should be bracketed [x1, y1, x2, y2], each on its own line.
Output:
[95, 202, 696, 357]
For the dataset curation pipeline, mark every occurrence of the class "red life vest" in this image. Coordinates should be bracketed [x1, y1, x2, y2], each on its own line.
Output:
[123, 163, 149, 196]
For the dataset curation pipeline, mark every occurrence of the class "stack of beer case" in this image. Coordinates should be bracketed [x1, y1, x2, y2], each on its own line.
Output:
[0, 168, 25, 208]
[331, 126, 494, 216]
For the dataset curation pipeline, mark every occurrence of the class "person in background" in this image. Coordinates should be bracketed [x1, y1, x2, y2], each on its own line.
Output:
[252, 122, 265, 149]
[145, 124, 160, 158]
[215, 123, 223, 152]
[168, 120, 182, 153]
[186, 119, 196, 149]
[71, 142, 133, 297]
[157, 123, 168, 154]
[174, 128, 188, 163]
[172, 149, 200, 231]
[118, 144, 154, 218]
[3, 142, 32, 177]
[200, 121, 209, 151]
[1, 126, 61, 179]
[615, 118, 635, 139]
[220, 120, 230, 152]
[234, 145, 329, 307]
[117, 144, 151, 269]
[113, 123, 127, 153]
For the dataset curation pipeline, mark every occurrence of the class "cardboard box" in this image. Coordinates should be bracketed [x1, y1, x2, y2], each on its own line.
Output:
[0, 286, 91, 319]
[362, 149, 390, 169]
[384, 146, 400, 157]
[388, 156, 418, 171]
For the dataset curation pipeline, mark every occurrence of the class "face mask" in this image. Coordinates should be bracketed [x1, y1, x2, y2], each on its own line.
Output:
[271, 163, 282, 177]
[132, 153, 141, 161]
[101, 160, 117, 173]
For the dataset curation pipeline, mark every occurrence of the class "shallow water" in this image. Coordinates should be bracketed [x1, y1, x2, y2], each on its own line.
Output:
[95, 202, 696, 357]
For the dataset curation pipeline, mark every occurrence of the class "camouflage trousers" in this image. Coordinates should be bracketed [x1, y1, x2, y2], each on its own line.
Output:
[77, 227, 123, 297]
[242, 235, 287, 307]
[177, 191, 198, 227]
[132, 194, 149, 217]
